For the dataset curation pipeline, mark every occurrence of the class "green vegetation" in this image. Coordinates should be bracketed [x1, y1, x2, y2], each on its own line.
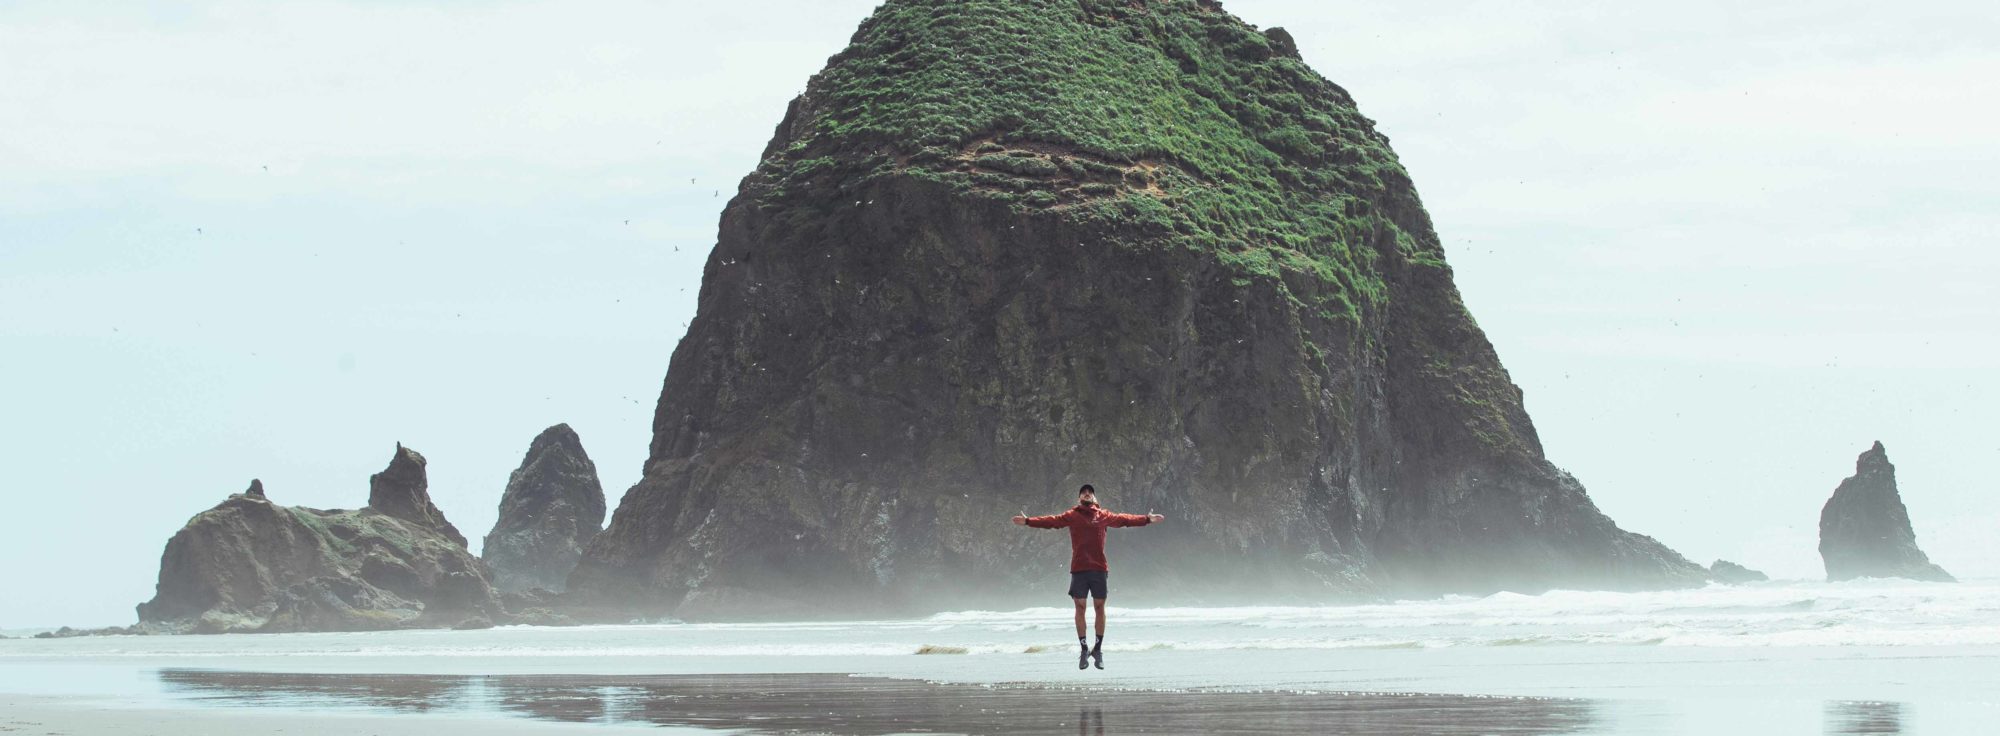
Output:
[286, 507, 423, 561]
[754, 0, 1446, 325]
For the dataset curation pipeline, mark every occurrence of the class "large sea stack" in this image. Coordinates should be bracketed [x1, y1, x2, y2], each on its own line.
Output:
[482, 424, 607, 593]
[1818, 442, 1953, 582]
[136, 447, 503, 633]
[570, 0, 1701, 619]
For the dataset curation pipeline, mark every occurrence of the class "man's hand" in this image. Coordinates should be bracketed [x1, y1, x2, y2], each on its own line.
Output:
[1148, 513, 1165, 523]
[1012, 515, 1028, 526]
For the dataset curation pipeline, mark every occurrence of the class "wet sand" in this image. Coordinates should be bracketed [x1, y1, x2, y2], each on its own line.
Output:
[0, 694, 675, 736]
[0, 668, 1956, 735]
[145, 669, 1598, 735]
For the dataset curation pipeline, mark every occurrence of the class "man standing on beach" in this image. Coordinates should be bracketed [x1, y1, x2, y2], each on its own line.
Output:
[1013, 484, 1165, 670]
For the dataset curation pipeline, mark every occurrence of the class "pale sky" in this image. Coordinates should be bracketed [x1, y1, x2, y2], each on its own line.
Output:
[2, 0, 1994, 627]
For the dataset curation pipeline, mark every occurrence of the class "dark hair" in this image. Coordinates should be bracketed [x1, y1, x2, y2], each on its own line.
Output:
[1078, 484, 1095, 494]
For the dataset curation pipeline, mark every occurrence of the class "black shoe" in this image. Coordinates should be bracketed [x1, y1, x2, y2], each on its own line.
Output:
[1078, 647, 1090, 670]
[1090, 646, 1104, 669]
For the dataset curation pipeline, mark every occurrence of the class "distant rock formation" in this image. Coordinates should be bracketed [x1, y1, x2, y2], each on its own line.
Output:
[1708, 559, 1767, 584]
[482, 424, 606, 594]
[135, 446, 503, 633]
[1818, 442, 1953, 583]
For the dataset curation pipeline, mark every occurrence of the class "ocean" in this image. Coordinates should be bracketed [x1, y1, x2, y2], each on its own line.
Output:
[4, 578, 1997, 734]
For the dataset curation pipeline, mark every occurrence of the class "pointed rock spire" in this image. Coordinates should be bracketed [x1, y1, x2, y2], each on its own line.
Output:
[483, 424, 606, 593]
[1818, 442, 1953, 582]
[367, 443, 468, 548]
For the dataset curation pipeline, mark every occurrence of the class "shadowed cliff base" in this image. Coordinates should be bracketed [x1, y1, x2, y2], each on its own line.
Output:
[567, 0, 1701, 620]
[159, 670, 1601, 736]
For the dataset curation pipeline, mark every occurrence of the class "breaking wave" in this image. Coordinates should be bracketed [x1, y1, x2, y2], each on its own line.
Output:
[5, 579, 1991, 660]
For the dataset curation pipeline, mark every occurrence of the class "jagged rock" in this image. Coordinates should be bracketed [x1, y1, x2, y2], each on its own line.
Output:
[261, 575, 422, 633]
[137, 449, 503, 633]
[1819, 442, 1954, 582]
[32, 625, 140, 639]
[1709, 559, 1767, 584]
[481, 424, 606, 594]
[567, 0, 1702, 620]
[369, 444, 467, 548]
[1262, 27, 1300, 60]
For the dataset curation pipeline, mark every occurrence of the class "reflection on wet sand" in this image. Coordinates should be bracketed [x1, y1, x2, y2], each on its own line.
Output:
[159, 670, 1600, 735]
[1826, 700, 1905, 735]
[1078, 706, 1103, 736]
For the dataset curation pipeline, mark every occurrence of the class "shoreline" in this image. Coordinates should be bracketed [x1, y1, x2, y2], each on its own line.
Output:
[8, 583, 2000, 734]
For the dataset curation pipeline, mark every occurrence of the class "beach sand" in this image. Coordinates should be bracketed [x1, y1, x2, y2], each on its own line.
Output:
[0, 671, 1605, 736]
[0, 693, 675, 736]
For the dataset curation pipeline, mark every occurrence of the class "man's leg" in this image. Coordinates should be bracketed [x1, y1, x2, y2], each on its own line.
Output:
[1093, 597, 1106, 637]
[1073, 597, 1088, 639]
[1089, 579, 1108, 669]
[1073, 597, 1091, 669]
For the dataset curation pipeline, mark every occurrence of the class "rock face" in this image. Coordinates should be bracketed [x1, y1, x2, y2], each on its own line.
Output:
[369, 443, 468, 548]
[136, 446, 502, 633]
[1818, 442, 1953, 582]
[569, 0, 1701, 619]
[1708, 559, 1768, 584]
[482, 424, 606, 593]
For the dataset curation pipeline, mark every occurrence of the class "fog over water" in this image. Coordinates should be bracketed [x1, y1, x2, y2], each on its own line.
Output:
[1, 0, 1995, 627]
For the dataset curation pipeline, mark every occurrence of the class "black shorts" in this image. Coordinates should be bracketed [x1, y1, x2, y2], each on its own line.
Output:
[1068, 571, 1108, 600]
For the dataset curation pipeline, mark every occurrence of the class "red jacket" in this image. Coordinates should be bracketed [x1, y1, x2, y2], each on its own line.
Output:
[1025, 504, 1152, 572]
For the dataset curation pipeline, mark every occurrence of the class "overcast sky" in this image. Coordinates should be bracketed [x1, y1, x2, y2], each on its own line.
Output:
[2, 0, 1994, 627]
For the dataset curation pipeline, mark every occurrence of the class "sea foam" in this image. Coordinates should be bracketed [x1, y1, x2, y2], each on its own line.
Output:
[3, 579, 1991, 661]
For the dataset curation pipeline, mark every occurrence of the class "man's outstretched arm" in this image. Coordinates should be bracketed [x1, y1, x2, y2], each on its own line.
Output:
[1107, 511, 1165, 527]
[1015, 510, 1074, 528]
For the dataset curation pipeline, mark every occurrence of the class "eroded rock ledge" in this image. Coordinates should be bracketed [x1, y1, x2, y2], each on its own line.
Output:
[135, 447, 514, 634]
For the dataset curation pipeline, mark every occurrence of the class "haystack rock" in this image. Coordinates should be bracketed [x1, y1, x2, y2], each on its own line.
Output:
[1818, 442, 1953, 582]
[136, 447, 502, 633]
[482, 424, 606, 594]
[569, 0, 1702, 620]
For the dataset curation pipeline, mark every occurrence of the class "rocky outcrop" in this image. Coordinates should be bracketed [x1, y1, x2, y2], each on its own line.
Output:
[1708, 559, 1767, 584]
[369, 443, 467, 548]
[482, 424, 606, 593]
[1819, 442, 1953, 582]
[136, 446, 502, 633]
[568, 0, 1701, 620]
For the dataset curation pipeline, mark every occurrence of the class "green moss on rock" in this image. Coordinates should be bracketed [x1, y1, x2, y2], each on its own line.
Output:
[754, 0, 1438, 325]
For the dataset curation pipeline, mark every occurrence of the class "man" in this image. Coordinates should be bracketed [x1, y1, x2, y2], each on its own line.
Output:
[1013, 484, 1165, 670]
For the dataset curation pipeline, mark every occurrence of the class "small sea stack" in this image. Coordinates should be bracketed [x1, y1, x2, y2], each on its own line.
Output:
[1817, 442, 1953, 583]
[1708, 560, 1767, 584]
[482, 424, 607, 594]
